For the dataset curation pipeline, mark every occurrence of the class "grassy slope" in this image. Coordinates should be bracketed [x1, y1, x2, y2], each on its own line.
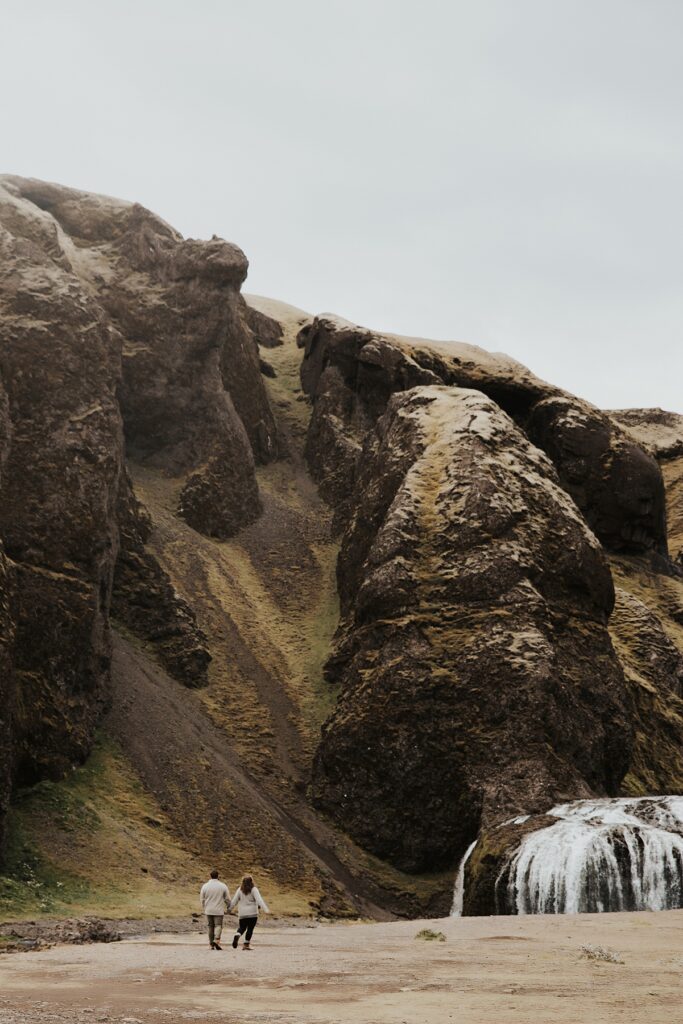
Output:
[0, 737, 202, 920]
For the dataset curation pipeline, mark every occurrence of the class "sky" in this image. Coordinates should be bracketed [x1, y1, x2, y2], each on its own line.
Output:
[2, 0, 682, 412]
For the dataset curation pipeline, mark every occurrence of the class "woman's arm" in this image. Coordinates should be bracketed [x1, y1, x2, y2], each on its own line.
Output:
[229, 890, 240, 911]
[254, 887, 270, 913]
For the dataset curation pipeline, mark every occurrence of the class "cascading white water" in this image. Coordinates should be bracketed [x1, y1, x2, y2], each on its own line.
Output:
[502, 796, 683, 915]
[451, 840, 477, 916]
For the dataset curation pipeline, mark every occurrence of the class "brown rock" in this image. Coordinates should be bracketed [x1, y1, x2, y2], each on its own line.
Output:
[245, 301, 284, 348]
[528, 396, 668, 556]
[300, 315, 668, 556]
[311, 387, 631, 873]
[0, 181, 123, 805]
[111, 474, 211, 687]
[0, 175, 276, 855]
[2, 175, 278, 536]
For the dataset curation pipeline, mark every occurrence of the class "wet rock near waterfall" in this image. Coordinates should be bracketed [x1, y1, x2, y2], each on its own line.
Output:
[462, 796, 683, 916]
[299, 315, 668, 556]
[311, 386, 632, 873]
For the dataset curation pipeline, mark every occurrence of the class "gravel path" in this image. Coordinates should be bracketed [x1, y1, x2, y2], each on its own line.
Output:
[1, 911, 683, 1023]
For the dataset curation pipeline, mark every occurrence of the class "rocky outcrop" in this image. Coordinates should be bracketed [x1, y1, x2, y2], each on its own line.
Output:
[611, 408, 683, 566]
[611, 408, 683, 461]
[0, 181, 124, 826]
[528, 398, 668, 556]
[2, 176, 277, 534]
[111, 476, 211, 688]
[311, 387, 632, 873]
[299, 316, 668, 556]
[0, 175, 279, 857]
[245, 301, 284, 348]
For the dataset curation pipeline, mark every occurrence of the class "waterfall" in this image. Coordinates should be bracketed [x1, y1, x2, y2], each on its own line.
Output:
[451, 840, 477, 916]
[502, 796, 683, 915]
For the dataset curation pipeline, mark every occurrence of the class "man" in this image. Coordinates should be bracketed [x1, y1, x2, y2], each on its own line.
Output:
[200, 869, 230, 950]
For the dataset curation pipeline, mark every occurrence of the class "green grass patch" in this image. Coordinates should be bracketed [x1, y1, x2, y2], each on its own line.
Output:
[415, 928, 446, 942]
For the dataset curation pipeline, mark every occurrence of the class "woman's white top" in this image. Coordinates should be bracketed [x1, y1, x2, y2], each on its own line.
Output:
[230, 885, 269, 918]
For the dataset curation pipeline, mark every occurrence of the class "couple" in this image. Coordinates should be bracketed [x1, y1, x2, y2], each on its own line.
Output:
[200, 870, 269, 951]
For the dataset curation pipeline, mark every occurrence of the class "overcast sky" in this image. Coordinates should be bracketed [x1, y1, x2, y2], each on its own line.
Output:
[2, 0, 682, 411]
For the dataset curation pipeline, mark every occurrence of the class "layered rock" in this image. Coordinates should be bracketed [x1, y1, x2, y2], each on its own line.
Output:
[2, 176, 278, 535]
[299, 316, 668, 556]
[0, 183, 124, 823]
[0, 175, 277, 855]
[528, 398, 668, 556]
[311, 386, 632, 873]
[111, 475, 211, 688]
[611, 408, 683, 565]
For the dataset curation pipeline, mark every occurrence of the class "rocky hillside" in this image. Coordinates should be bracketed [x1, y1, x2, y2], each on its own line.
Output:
[0, 176, 682, 920]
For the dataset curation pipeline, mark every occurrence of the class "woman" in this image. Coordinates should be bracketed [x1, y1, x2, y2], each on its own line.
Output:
[230, 874, 269, 949]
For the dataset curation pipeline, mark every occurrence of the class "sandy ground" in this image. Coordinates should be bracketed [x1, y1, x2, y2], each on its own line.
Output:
[1, 912, 683, 1024]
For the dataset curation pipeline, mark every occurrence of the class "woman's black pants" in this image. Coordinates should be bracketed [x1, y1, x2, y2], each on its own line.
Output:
[236, 916, 258, 942]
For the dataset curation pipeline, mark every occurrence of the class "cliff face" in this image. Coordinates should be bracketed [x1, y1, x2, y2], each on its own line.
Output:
[1, 177, 682, 922]
[301, 316, 682, 897]
[310, 386, 631, 872]
[0, 176, 277, 854]
[299, 316, 668, 557]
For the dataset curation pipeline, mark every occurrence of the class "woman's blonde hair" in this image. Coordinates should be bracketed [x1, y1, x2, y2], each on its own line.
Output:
[240, 874, 254, 894]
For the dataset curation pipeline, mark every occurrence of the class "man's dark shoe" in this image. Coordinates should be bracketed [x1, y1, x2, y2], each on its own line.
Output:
[214, 941, 222, 950]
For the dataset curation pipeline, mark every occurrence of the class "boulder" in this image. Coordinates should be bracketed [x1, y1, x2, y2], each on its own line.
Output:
[311, 387, 631, 873]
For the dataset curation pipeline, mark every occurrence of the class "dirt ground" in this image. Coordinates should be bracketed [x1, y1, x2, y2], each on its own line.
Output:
[1, 911, 683, 1024]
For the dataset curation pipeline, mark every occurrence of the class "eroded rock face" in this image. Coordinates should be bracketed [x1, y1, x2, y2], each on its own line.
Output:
[0, 183, 123, 808]
[0, 176, 275, 854]
[299, 316, 668, 556]
[528, 397, 668, 556]
[111, 475, 211, 688]
[611, 589, 682, 697]
[311, 387, 632, 873]
[2, 176, 277, 536]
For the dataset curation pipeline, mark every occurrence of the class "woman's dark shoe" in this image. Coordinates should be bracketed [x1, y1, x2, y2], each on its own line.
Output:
[232, 934, 240, 949]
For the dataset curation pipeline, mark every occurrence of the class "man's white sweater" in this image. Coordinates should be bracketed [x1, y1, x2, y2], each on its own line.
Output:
[200, 878, 230, 916]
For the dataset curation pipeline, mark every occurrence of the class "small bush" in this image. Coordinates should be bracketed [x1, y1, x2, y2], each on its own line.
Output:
[415, 928, 446, 942]
[580, 944, 624, 964]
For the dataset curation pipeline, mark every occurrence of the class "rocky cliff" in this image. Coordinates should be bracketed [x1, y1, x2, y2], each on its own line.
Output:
[0, 177, 682, 922]
[0, 176, 276, 856]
